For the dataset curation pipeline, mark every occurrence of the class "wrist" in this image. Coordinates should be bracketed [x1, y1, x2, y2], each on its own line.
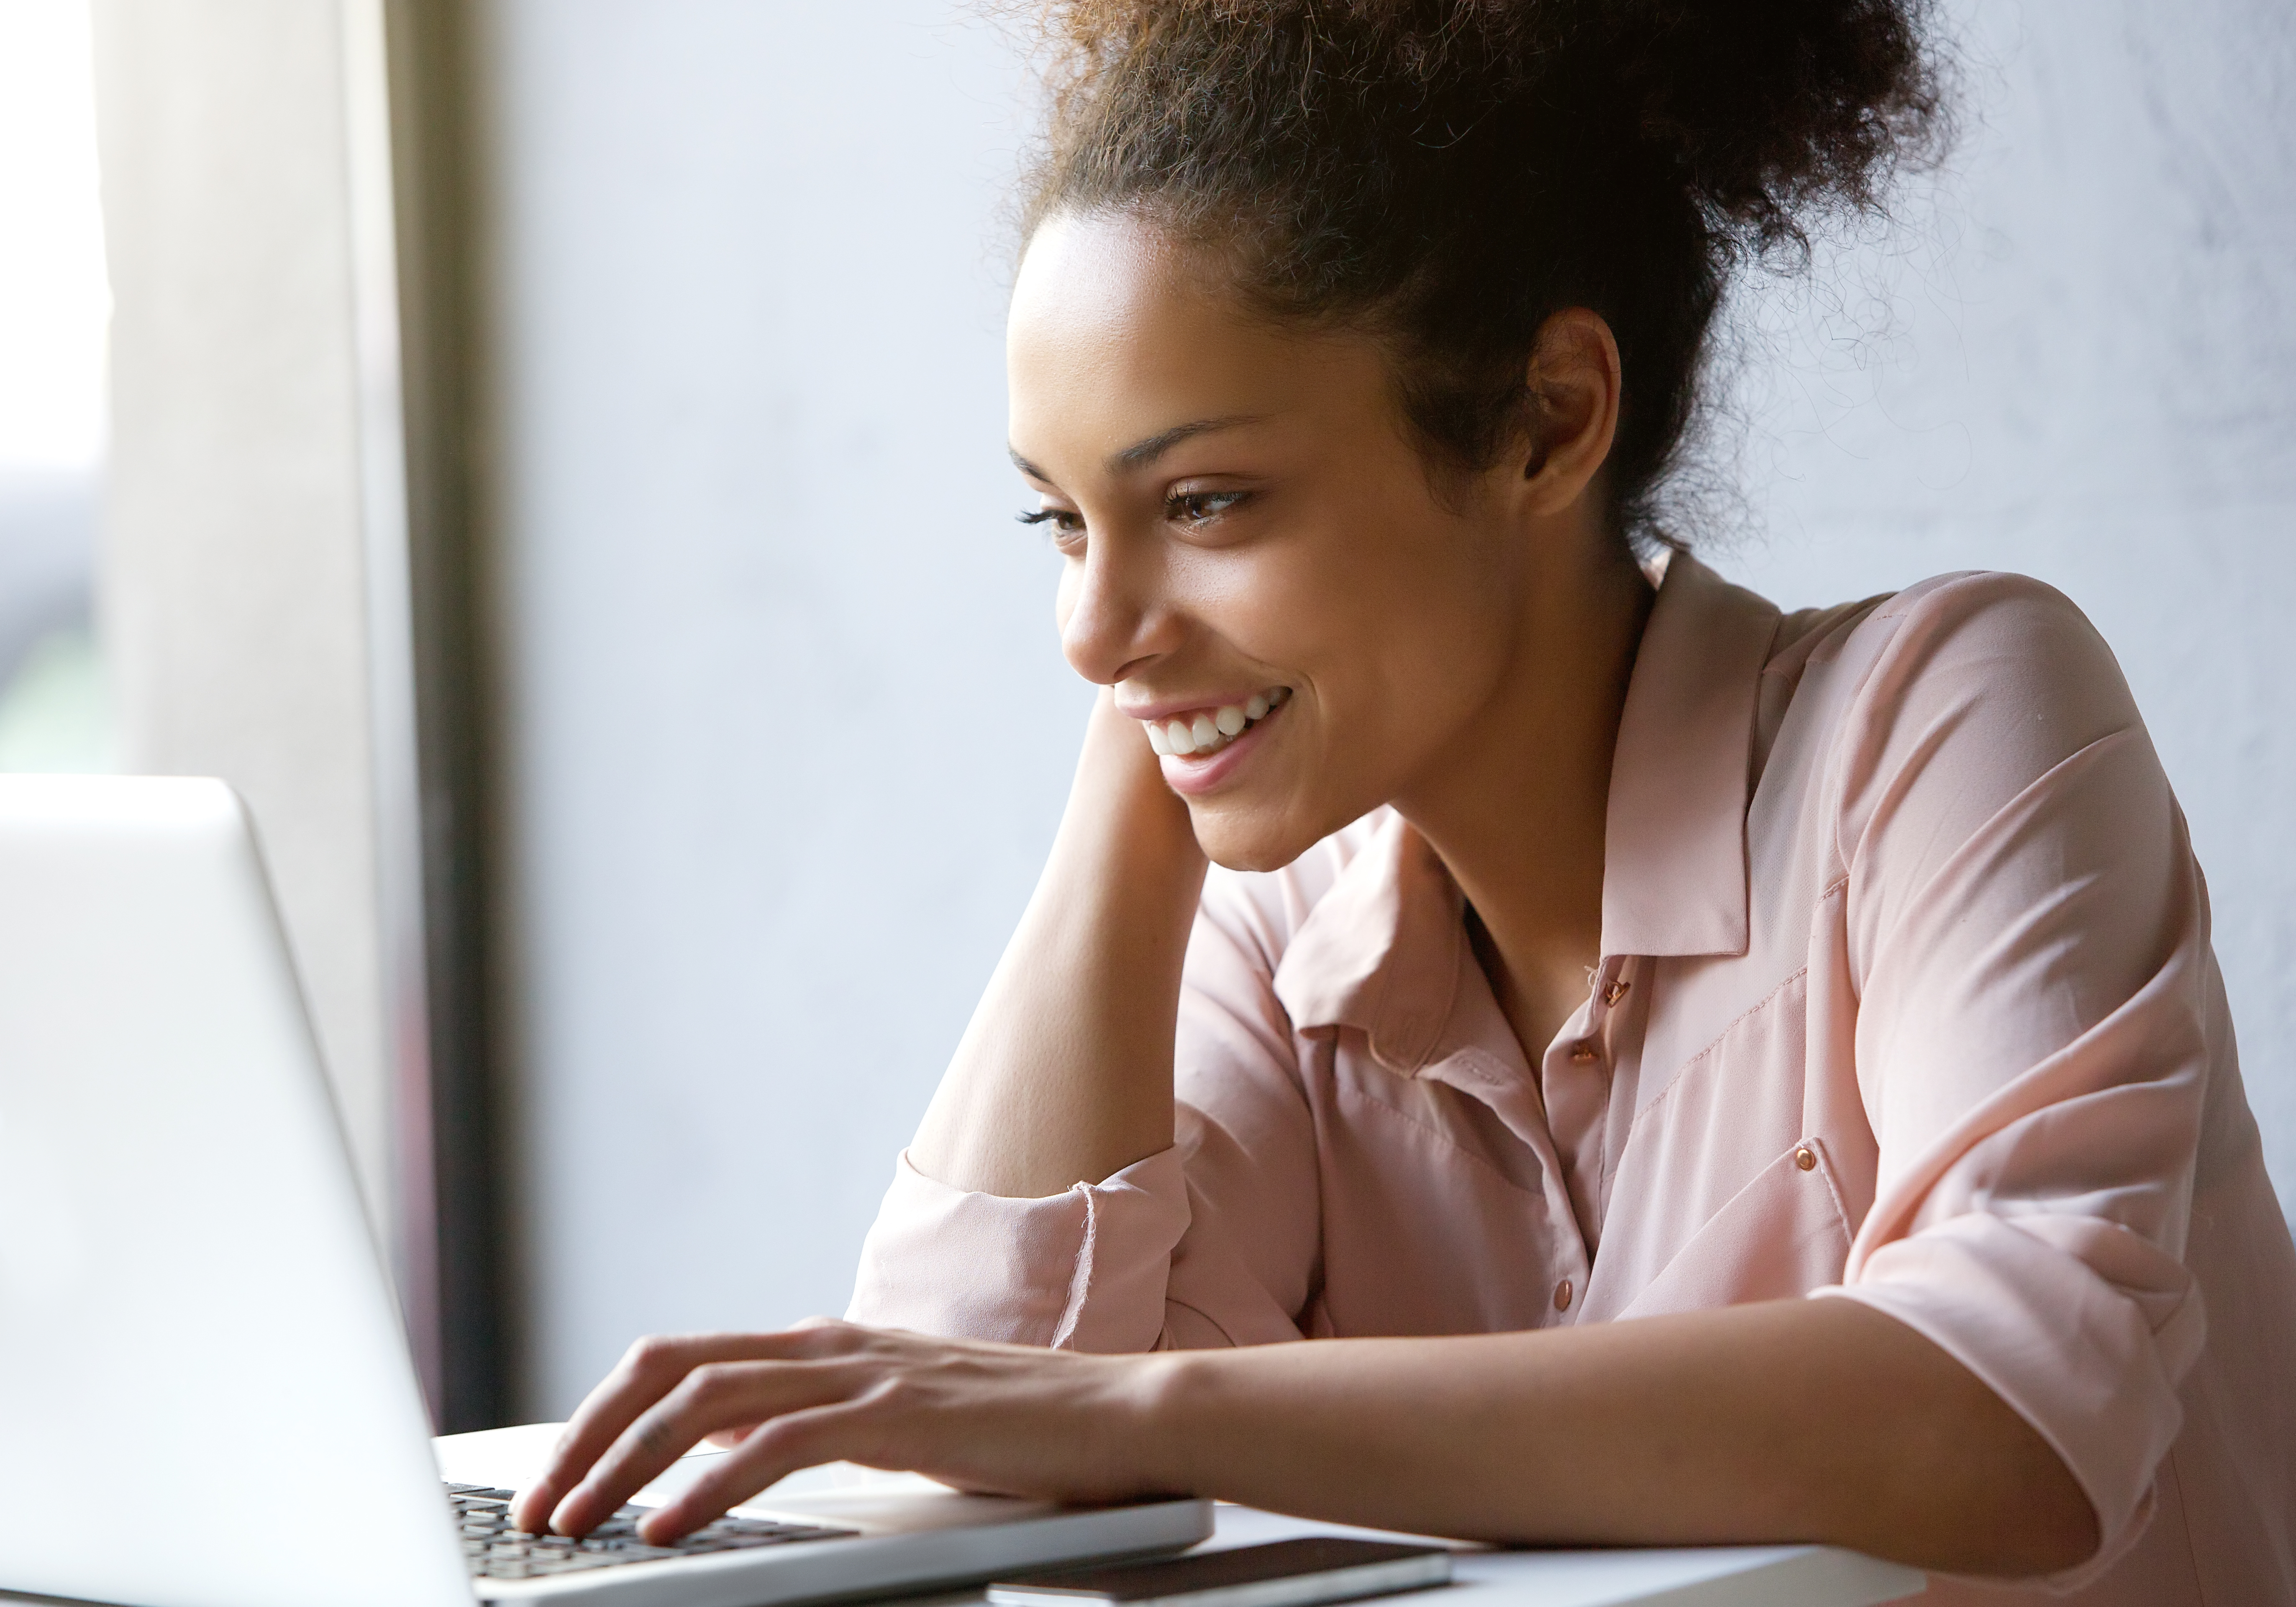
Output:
[1053, 692, 1207, 891]
[1123, 1348, 1218, 1498]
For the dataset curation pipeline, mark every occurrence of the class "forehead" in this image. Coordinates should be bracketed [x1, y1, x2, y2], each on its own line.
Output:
[1007, 211, 1386, 472]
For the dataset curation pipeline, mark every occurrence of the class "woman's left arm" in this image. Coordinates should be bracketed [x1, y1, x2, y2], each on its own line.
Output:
[510, 1297, 2092, 1575]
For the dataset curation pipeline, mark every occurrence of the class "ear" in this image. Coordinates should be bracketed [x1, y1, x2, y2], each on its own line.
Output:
[1515, 308, 1622, 518]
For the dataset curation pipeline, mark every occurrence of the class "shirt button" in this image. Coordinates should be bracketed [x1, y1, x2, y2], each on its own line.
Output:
[1794, 1145, 1817, 1172]
[1602, 978, 1630, 1006]
[1569, 1042, 1599, 1062]
[1553, 1279, 1573, 1312]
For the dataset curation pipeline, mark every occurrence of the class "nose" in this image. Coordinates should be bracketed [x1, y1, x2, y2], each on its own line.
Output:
[1058, 530, 1175, 686]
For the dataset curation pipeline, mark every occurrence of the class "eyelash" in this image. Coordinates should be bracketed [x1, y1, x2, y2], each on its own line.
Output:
[1168, 490, 1248, 524]
[1015, 491, 1250, 538]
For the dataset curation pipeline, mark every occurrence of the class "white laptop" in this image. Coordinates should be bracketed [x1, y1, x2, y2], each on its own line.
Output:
[0, 775, 1210, 1607]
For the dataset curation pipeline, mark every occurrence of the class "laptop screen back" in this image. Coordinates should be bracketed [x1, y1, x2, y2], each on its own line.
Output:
[0, 776, 470, 1607]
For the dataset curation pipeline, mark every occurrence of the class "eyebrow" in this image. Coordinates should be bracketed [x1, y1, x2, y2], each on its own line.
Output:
[1007, 413, 1267, 486]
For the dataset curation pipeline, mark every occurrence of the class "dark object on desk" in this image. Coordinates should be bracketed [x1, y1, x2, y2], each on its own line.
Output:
[989, 1538, 1451, 1607]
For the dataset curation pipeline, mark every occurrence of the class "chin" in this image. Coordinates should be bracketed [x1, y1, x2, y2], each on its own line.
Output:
[1187, 799, 1343, 875]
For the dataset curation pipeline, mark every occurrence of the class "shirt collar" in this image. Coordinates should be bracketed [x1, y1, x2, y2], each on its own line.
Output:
[1271, 811, 1468, 1074]
[1270, 550, 1780, 1064]
[1599, 549, 1781, 960]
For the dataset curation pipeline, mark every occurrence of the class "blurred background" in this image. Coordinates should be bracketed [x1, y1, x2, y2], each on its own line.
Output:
[1, 0, 2288, 1431]
[0, 1, 111, 773]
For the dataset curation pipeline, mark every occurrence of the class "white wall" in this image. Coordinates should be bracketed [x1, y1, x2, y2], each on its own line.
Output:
[476, 0, 2295, 1419]
[475, 2, 1079, 1418]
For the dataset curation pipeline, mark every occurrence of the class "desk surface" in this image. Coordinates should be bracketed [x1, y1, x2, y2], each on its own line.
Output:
[1145, 1505, 1923, 1607]
[0, 1449, 1925, 1607]
[436, 1426, 1926, 1607]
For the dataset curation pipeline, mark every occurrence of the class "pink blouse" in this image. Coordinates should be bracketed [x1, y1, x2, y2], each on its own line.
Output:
[849, 554, 2296, 1604]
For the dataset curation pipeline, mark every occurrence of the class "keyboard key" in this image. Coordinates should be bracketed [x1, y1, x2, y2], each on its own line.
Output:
[441, 1478, 861, 1582]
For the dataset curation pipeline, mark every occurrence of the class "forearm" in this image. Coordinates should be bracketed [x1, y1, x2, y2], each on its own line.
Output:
[910, 692, 1205, 1199]
[1142, 1297, 2097, 1576]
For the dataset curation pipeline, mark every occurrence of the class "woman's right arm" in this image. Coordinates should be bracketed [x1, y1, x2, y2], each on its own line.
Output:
[906, 688, 1206, 1200]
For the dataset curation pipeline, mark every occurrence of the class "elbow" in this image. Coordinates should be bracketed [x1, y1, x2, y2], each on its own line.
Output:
[1840, 1325, 2104, 1577]
[1953, 1384, 2102, 1577]
[1883, 1418, 2100, 1578]
[1858, 1451, 2099, 1578]
[1978, 1468, 2100, 1578]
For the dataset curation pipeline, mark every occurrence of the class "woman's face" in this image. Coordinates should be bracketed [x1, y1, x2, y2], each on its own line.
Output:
[1007, 212, 1548, 871]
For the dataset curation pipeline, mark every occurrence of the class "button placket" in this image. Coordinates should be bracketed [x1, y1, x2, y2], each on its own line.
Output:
[1565, 958, 1632, 1064]
[1539, 958, 1631, 1271]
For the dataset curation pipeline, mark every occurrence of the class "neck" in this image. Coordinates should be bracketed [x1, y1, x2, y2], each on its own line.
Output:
[1396, 524, 1655, 1060]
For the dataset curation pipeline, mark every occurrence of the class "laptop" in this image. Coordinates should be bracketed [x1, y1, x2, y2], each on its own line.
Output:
[0, 775, 1210, 1607]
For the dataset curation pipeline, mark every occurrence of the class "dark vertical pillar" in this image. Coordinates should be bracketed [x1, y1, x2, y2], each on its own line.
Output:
[379, 0, 508, 1433]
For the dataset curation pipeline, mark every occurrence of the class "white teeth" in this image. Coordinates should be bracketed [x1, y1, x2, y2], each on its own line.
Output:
[1140, 687, 1289, 760]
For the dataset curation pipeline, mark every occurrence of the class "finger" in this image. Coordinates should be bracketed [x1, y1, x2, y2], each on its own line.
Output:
[638, 1399, 884, 1544]
[557, 1358, 870, 1537]
[511, 1333, 778, 1533]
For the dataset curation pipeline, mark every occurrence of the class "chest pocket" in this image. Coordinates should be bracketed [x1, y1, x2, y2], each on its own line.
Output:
[1600, 1136, 1855, 1318]
[1582, 965, 1860, 1320]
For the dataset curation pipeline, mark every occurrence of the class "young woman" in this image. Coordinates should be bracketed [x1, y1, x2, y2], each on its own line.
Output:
[512, 3, 2296, 1599]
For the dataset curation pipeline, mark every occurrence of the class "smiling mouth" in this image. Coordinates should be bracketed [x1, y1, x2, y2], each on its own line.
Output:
[1141, 685, 1291, 758]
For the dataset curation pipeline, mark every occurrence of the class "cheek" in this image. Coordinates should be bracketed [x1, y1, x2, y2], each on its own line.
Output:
[1294, 592, 1513, 827]
[1263, 520, 1518, 743]
[1185, 519, 1523, 863]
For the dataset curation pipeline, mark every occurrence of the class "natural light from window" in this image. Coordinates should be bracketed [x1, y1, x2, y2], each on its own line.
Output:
[0, 0, 114, 773]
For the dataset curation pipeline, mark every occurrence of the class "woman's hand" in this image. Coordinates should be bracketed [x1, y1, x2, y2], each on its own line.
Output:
[508, 1320, 1168, 1545]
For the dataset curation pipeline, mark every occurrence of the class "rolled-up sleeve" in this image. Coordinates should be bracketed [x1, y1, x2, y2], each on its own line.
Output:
[847, 860, 1330, 1352]
[1813, 575, 2213, 1581]
[846, 1146, 1193, 1350]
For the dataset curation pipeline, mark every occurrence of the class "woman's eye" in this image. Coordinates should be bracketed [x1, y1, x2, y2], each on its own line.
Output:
[1167, 490, 1248, 526]
[1017, 508, 1085, 538]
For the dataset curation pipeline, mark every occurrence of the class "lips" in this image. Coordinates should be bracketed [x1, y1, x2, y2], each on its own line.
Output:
[1138, 685, 1290, 758]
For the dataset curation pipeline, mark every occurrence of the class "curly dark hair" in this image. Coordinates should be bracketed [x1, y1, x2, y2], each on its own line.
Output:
[1018, 0, 1949, 543]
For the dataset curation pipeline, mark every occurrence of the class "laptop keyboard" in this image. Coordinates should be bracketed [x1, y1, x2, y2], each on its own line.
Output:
[447, 1484, 858, 1580]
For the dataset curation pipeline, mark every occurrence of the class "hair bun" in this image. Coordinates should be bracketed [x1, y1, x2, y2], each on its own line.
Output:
[1016, 0, 1949, 539]
[1601, 0, 1948, 249]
